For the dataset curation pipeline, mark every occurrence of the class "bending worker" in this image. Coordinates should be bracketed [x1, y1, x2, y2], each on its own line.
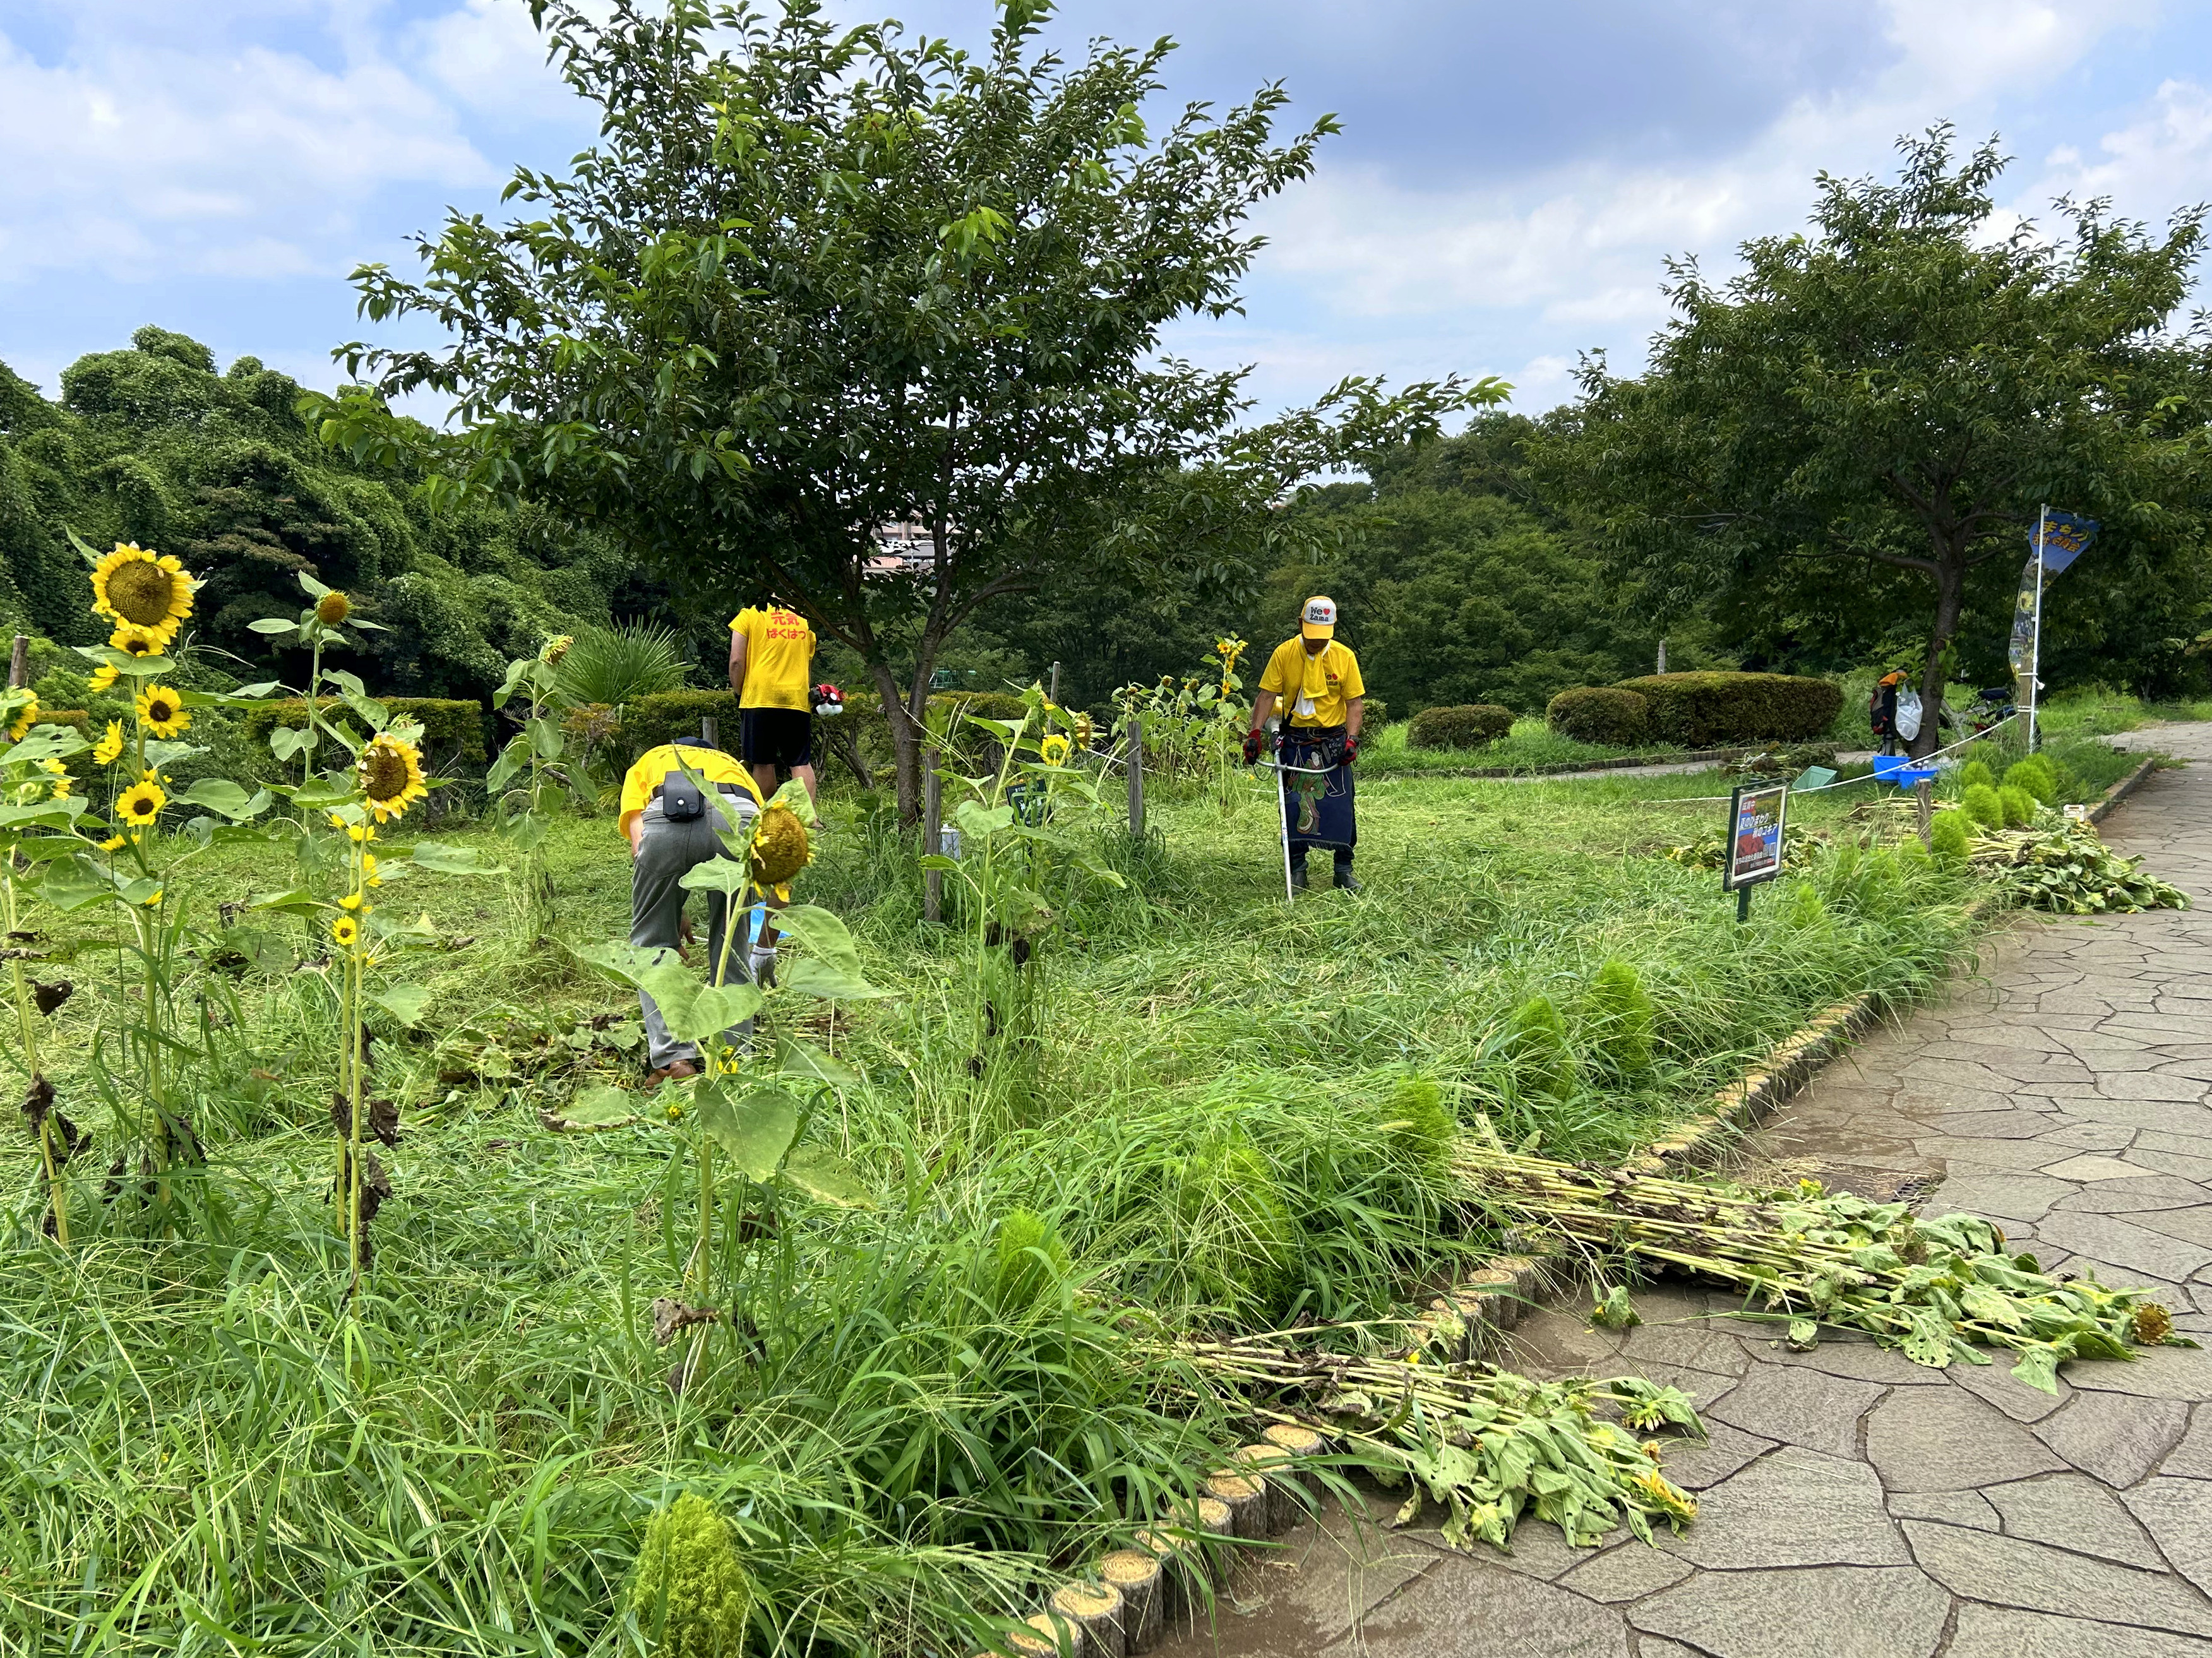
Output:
[729, 600, 820, 805]
[1243, 595, 1365, 892]
[618, 734, 765, 1085]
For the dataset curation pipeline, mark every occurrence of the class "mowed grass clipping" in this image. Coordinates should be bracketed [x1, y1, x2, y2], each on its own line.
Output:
[0, 764, 1988, 1654]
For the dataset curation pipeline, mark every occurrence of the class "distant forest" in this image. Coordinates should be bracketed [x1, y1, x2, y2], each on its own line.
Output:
[4, 326, 2207, 717]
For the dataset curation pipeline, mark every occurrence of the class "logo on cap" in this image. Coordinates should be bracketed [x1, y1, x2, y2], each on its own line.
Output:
[1301, 595, 1336, 638]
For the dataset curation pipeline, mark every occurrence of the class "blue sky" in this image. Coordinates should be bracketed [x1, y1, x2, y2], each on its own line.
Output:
[3, 1, 2210, 421]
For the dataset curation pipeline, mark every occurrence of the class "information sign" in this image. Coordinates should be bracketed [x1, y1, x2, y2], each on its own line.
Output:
[1723, 782, 1789, 893]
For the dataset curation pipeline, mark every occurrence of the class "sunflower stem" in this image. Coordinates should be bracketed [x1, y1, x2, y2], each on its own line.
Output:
[4, 876, 66, 1248]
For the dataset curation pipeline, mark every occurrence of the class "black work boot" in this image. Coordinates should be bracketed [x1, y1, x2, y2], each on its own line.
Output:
[1289, 862, 1309, 891]
[1334, 865, 1363, 893]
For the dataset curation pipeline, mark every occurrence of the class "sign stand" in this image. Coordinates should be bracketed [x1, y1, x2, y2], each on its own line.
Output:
[1721, 780, 1790, 922]
[2027, 503, 2047, 754]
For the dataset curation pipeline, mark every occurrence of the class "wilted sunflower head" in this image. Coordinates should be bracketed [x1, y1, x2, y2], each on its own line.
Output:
[750, 802, 811, 886]
[116, 779, 166, 826]
[1072, 711, 1095, 748]
[357, 734, 428, 823]
[541, 634, 574, 666]
[135, 684, 190, 738]
[91, 544, 194, 643]
[315, 589, 352, 626]
[2132, 1302, 2175, 1345]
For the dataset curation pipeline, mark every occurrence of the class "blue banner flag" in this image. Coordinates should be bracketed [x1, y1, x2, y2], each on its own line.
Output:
[2033, 510, 2098, 573]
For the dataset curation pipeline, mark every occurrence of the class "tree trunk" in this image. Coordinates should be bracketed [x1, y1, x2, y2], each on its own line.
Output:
[1911, 558, 1968, 759]
[868, 659, 924, 825]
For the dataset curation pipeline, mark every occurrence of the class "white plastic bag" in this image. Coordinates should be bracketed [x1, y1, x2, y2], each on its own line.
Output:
[1894, 689, 1923, 743]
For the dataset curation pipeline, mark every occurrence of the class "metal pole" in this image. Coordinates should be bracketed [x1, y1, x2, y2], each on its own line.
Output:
[2027, 504, 2048, 754]
[1048, 661, 1060, 704]
[923, 749, 943, 924]
[1656, 638, 1668, 675]
[6, 634, 26, 691]
[1278, 762, 1296, 902]
[1915, 777, 1934, 850]
[700, 716, 719, 751]
[1125, 715, 1144, 839]
[1735, 886, 1751, 924]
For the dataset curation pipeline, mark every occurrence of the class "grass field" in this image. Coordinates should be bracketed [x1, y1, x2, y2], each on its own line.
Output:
[0, 751, 2086, 1654]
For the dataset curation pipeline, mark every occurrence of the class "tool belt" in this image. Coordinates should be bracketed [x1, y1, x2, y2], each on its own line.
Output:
[1279, 722, 1348, 766]
[650, 779, 751, 822]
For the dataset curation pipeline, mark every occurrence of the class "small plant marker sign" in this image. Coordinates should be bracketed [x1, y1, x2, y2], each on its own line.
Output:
[1723, 780, 1789, 922]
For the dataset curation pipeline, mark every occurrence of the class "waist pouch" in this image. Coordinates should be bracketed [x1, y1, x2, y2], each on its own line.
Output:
[659, 775, 708, 822]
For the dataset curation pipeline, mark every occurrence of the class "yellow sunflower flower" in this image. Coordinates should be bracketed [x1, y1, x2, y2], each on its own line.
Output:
[338, 892, 369, 913]
[6, 696, 37, 741]
[135, 684, 190, 738]
[93, 722, 125, 766]
[88, 664, 119, 693]
[331, 914, 359, 948]
[109, 623, 164, 657]
[314, 590, 350, 626]
[1039, 733, 1071, 766]
[90, 544, 194, 645]
[99, 834, 128, 852]
[357, 734, 427, 823]
[362, 853, 381, 887]
[115, 779, 167, 828]
[40, 759, 71, 799]
[141, 888, 163, 907]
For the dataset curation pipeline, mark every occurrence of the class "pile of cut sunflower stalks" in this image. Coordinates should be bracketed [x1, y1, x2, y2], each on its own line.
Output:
[1165, 1325, 1706, 1551]
[1968, 816, 2191, 914]
[1450, 1140, 2193, 1392]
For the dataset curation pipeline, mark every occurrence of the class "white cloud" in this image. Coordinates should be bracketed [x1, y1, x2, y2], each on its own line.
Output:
[2042, 78, 2212, 217]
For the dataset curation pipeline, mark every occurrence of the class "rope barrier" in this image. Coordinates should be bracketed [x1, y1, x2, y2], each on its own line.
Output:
[1632, 711, 2026, 806]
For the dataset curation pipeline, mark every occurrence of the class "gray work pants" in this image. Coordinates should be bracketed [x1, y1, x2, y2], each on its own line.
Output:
[631, 794, 758, 1070]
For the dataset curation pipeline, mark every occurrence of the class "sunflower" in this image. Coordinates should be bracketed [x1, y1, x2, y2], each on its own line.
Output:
[135, 684, 190, 738]
[116, 779, 167, 828]
[99, 834, 128, 852]
[1039, 733, 1071, 766]
[2134, 1302, 2174, 1345]
[40, 758, 72, 799]
[141, 889, 164, 908]
[88, 664, 119, 693]
[357, 734, 428, 823]
[6, 696, 37, 741]
[93, 722, 125, 766]
[541, 634, 573, 665]
[109, 623, 164, 657]
[338, 892, 369, 913]
[331, 914, 359, 948]
[362, 853, 381, 887]
[90, 544, 194, 645]
[314, 589, 351, 626]
[750, 802, 811, 886]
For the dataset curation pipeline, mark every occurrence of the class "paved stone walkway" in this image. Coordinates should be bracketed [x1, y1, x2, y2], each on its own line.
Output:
[1157, 725, 2212, 1658]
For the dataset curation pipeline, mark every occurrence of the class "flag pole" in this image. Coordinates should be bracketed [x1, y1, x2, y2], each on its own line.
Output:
[2028, 503, 2048, 754]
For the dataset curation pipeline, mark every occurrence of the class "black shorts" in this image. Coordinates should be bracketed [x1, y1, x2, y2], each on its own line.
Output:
[741, 707, 813, 770]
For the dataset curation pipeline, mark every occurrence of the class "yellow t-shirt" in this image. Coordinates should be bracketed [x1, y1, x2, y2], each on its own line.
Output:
[729, 607, 816, 711]
[1258, 638, 1364, 727]
[618, 744, 762, 840]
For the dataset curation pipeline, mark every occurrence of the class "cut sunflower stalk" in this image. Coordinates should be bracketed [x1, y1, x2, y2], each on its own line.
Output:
[1167, 1323, 1704, 1550]
[1967, 817, 2191, 914]
[1450, 1140, 2194, 1392]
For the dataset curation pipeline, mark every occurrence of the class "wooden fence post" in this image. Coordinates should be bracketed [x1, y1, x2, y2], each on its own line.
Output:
[6, 634, 26, 691]
[1048, 661, 1060, 703]
[700, 715, 719, 750]
[923, 749, 943, 924]
[1126, 715, 1145, 839]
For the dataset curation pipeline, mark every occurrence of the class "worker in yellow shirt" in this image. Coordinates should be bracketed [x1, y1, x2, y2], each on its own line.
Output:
[1244, 596, 1365, 893]
[618, 736, 767, 1084]
[728, 603, 820, 804]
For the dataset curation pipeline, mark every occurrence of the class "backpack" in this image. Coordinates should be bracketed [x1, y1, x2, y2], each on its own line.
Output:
[1868, 674, 1901, 738]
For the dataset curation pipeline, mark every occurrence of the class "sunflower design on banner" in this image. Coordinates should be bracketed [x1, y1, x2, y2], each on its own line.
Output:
[90, 544, 195, 651]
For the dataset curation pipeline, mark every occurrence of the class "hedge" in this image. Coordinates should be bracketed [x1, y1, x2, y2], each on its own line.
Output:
[243, 698, 487, 763]
[1546, 687, 1649, 748]
[1610, 672, 1843, 747]
[617, 688, 1034, 773]
[1407, 703, 1515, 751]
[31, 709, 90, 736]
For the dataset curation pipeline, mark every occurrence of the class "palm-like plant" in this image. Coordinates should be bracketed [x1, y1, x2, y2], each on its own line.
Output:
[552, 621, 690, 710]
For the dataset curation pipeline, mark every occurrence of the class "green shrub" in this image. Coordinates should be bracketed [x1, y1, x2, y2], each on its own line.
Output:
[1610, 672, 1844, 746]
[1361, 695, 1389, 727]
[1583, 961, 1654, 1075]
[618, 690, 741, 761]
[1999, 785, 2036, 828]
[243, 698, 486, 764]
[1957, 759, 1996, 792]
[30, 708, 88, 737]
[1175, 1133, 1295, 1310]
[554, 621, 690, 708]
[1545, 687, 1651, 748]
[1502, 995, 1577, 1103]
[990, 1208, 1071, 1316]
[1961, 782, 2005, 830]
[630, 1492, 752, 1658]
[1407, 703, 1514, 751]
[1896, 835, 1934, 871]
[1928, 809, 1972, 863]
[2004, 756, 2060, 806]
[1377, 1077, 1457, 1176]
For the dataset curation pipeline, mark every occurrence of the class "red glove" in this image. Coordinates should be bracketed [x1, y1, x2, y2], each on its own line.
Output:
[1241, 729, 1264, 766]
[811, 683, 845, 716]
[1341, 734, 1360, 766]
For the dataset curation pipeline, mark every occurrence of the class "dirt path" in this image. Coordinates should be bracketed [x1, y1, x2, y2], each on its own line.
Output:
[1156, 724, 2212, 1658]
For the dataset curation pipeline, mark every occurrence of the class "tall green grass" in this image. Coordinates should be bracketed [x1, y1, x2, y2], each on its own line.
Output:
[0, 762, 1999, 1652]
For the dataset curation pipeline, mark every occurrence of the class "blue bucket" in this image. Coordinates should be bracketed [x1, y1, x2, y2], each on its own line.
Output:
[1871, 754, 1939, 789]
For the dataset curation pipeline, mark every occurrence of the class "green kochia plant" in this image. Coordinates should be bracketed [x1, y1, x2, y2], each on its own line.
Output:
[1583, 962, 1654, 1077]
[573, 785, 886, 1385]
[630, 1491, 753, 1658]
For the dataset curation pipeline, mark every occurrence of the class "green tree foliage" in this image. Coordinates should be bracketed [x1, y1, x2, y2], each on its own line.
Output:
[0, 329, 644, 703]
[325, 0, 1492, 818]
[1548, 127, 2212, 747]
[1270, 417, 1675, 714]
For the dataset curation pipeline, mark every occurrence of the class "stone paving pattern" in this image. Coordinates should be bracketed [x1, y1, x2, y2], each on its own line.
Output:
[1156, 725, 2212, 1657]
